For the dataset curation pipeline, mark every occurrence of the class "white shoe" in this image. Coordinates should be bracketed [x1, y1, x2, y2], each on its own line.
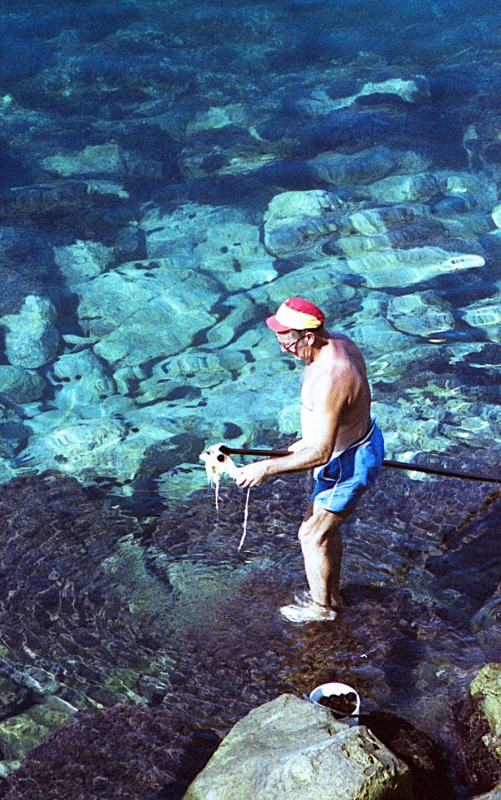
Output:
[280, 600, 337, 624]
[294, 590, 314, 606]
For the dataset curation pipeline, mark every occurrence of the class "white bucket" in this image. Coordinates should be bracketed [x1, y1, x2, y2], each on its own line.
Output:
[309, 682, 360, 726]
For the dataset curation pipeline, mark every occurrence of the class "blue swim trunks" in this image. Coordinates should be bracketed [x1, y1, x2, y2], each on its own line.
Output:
[311, 421, 384, 513]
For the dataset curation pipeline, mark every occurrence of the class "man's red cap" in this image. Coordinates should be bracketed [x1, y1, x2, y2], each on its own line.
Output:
[266, 297, 325, 333]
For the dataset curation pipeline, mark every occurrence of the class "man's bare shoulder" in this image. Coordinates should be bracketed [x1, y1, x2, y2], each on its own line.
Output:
[306, 348, 357, 392]
[324, 331, 367, 374]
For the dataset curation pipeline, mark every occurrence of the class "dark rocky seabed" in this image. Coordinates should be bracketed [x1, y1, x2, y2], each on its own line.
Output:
[1, 0, 501, 797]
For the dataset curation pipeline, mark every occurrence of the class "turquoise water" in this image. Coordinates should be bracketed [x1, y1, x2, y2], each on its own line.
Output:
[0, 0, 501, 794]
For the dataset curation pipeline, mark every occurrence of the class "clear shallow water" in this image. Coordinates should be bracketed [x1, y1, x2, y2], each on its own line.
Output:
[0, 0, 501, 794]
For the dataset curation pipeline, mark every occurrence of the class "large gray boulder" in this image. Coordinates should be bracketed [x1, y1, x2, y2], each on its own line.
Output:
[182, 694, 412, 800]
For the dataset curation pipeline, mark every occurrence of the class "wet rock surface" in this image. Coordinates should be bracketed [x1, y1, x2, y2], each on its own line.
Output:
[0, 460, 498, 793]
[0, 704, 192, 800]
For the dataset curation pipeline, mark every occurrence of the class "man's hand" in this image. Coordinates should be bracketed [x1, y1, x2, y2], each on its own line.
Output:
[236, 461, 270, 488]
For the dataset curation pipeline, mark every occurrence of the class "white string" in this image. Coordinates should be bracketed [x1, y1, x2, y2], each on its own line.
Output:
[214, 477, 220, 515]
[237, 488, 251, 552]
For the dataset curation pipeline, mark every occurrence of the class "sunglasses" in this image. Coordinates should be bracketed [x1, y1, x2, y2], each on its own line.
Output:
[280, 333, 307, 353]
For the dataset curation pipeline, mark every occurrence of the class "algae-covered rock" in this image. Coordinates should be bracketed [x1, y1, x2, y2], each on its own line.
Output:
[140, 203, 247, 260]
[0, 695, 76, 765]
[346, 247, 484, 288]
[367, 172, 440, 204]
[471, 664, 501, 760]
[182, 693, 411, 800]
[1, 703, 190, 798]
[0, 365, 45, 404]
[53, 239, 114, 287]
[42, 143, 161, 180]
[263, 189, 346, 257]
[460, 295, 501, 343]
[0, 295, 60, 369]
[194, 221, 277, 291]
[298, 79, 426, 116]
[74, 261, 219, 369]
[49, 349, 116, 411]
[308, 147, 428, 187]
[387, 292, 455, 337]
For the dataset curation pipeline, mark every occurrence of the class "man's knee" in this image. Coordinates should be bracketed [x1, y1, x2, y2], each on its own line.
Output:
[298, 507, 344, 546]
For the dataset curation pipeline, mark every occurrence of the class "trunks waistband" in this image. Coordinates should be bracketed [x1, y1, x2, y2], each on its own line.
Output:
[330, 420, 376, 460]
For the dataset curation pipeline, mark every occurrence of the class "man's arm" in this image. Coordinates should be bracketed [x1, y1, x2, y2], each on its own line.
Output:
[287, 439, 306, 453]
[236, 367, 349, 488]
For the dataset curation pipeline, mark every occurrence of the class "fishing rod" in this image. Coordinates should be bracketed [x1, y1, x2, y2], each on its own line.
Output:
[218, 445, 501, 484]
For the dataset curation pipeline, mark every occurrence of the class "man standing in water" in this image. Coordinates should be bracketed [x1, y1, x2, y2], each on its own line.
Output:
[236, 297, 384, 623]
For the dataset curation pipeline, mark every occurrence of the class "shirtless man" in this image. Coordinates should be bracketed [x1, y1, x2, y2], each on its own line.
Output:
[236, 297, 384, 623]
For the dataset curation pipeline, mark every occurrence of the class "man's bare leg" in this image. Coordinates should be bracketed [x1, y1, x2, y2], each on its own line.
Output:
[298, 503, 351, 609]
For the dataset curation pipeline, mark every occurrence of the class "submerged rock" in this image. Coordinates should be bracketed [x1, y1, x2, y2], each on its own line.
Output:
[48, 349, 116, 411]
[435, 171, 499, 212]
[0, 694, 76, 770]
[182, 693, 411, 800]
[0, 472, 179, 714]
[346, 205, 429, 236]
[263, 189, 346, 257]
[1, 703, 191, 799]
[298, 78, 427, 116]
[0, 295, 60, 369]
[460, 295, 501, 343]
[308, 147, 428, 187]
[140, 203, 248, 261]
[42, 143, 161, 181]
[345, 247, 485, 289]
[249, 261, 356, 310]
[53, 240, 114, 287]
[387, 292, 455, 337]
[0, 365, 45, 404]
[74, 261, 219, 370]
[18, 412, 181, 485]
[366, 172, 440, 204]
[337, 219, 448, 257]
[135, 351, 233, 404]
[194, 220, 277, 291]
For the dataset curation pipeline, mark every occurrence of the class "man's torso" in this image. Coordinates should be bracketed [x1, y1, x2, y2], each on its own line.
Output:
[301, 332, 372, 460]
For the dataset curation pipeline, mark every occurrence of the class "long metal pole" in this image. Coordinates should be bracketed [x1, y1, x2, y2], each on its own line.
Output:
[218, 445, 501, 484]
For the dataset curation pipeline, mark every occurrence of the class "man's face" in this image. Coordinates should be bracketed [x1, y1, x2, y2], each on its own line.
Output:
[275, 331, 309, 359]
